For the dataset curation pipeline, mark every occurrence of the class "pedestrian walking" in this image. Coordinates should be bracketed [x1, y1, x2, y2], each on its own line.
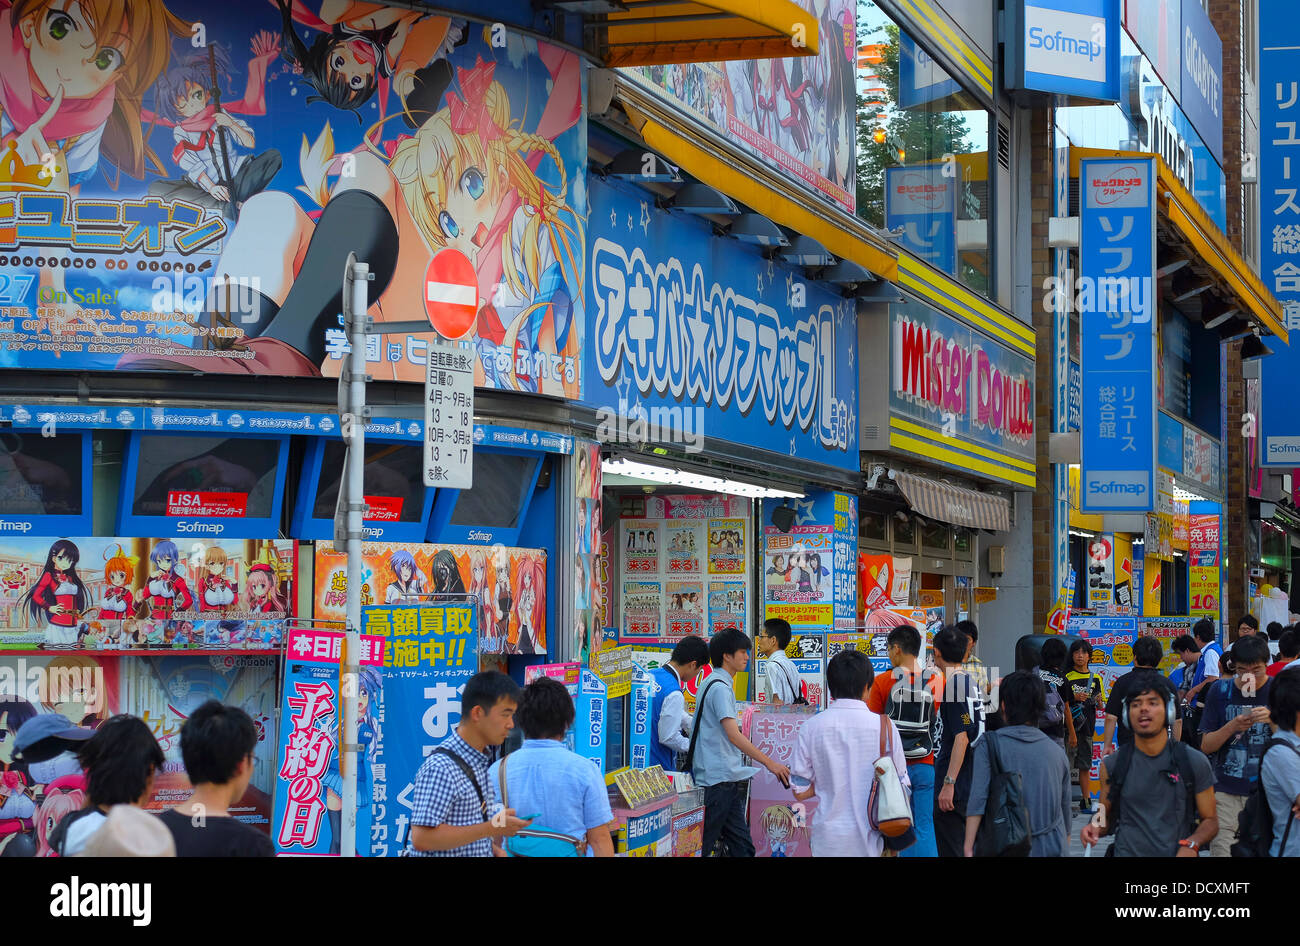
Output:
[1065, 640, 1103, 814]
[1268, 629, 1298, 678]
[1034, 637, 1076, 756]
[1261, 668, 1300, 856]
[931, 625, 985, 857]
[955, 619, 992, 698]
[1181, 619, 1223, 715]
[649, 635, 709, 771]
[790, 649, 908, 857]
[1081, 678, 1217, 857]
[1102, 637, 1182, 752]
[964, 670, 1072, 857]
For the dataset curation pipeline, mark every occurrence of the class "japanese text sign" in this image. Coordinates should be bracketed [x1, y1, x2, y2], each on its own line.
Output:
[363, 605, 475, 672]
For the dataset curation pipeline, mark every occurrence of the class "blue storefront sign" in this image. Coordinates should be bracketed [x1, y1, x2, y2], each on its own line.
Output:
[1068, 359, 1083, 432]
[1259, 0, 1300, 466]
[1079, 157, 1158, 512]
[899, 33, 962, 109]
[1158, 412, 1184, 473]
[585, 177, 857, 469]
[1178, 0, 1223, 166]
[1007, 0, 1122, 101]
[885, 166, 957, 275]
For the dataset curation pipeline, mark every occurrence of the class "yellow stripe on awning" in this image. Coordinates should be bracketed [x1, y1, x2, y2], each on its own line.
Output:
[898, 0, 994, 95]
[1070, 147, 1288, 344]
[897, 253, 1036, 356]
[626, 105, 898, 281]
[889, 417, 1036, 473]
[600, 0, 818, 67]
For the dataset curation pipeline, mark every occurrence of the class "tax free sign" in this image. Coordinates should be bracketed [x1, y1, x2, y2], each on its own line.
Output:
[1006, 0, 1121, 102]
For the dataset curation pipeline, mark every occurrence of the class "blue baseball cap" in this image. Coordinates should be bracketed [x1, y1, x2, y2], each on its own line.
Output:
[12, 713, 93, 763]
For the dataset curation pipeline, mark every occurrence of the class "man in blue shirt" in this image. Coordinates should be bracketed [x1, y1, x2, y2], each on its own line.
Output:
[649, 636, 710, 771]
[1263, 668, 1300, 856]
[688, 628, 790, 856]
[490, 676, 614, 856]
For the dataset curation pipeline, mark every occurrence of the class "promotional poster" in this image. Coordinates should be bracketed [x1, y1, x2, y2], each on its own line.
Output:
[314, 541, 544, 655]
[0, 3, 585, 397]
[574, 440, 601, 663]
[745, 706, 818, 857]
[0, 535, 293, 649]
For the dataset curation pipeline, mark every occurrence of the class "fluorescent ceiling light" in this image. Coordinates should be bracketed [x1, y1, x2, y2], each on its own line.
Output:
[601, 457, 804, 499]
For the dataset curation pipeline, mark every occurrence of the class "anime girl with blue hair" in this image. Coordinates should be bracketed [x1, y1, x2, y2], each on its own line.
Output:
[136, 540, 193, 620]
[321, 666, 382, 855]
[384, 549, 427, 605]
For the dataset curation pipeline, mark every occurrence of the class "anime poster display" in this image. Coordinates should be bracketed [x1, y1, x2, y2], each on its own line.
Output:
[708, 581, 747, 636]
[313, 541, 545, 655]
[744, 707, 818, 856]
[764, 527, 833, 628]
[0, 536, 293, 649]
[827, 633, 891, 678]
[362, 602, 477, 856]
[664, 580, 704, 639]
[621, 0, 855, 211]
[622, 521, 660, 574]
[664, 522, 702, 575]
[575, 440, 602, 663]
[120, 653, 279, 825]
[707, 519, 746, 575]
[0, 653, 120, 856]
[623, 581, 663, 641]
[0, 4, 586, 397]
[272, 629, 385, 855]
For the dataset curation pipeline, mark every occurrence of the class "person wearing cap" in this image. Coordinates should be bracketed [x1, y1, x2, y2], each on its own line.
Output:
[45, 714, 165, 856]
[79, 804, 176, 857]
[12, 706, 96, 789]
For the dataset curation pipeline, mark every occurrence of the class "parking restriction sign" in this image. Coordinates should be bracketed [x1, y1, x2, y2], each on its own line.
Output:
[424, 338, 474, 489]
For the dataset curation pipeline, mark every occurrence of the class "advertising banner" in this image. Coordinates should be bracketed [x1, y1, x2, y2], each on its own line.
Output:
[0, 4, 585, 395]
[1182, 427, 1221, 494]
[764, 490, 853, 631]
[827, 632, 891, 677]
[832, 492, 858, 630]
[586, 176, 857, 469]
[313, 542, 544, 656]
[592, 643, 633, 700]
[1188, 507, 1222, 621]
[1008, 0, 1122, 101]
[576, 668, 606, 774]
[1177, 0, 1223, 165]
[885, 165, 956, 274]
[1086, 535, 1116, 610]
[707, 582, 747, 636]
[574, 439, 602, 663]
[745, 707, 818, 856]
[664, 522, 703, 575]
[1079, 157, 1158, 512]
[707, 520, 747, 575]
[620, 0, 856, 211]
[0, 536, 293, 649]
[361, 601, 477, 857]
[754, 655, 824, 708]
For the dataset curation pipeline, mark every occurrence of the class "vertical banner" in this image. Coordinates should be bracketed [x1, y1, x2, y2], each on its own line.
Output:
[1053, 128, 1073, 596]
[832, 493, 858, 629]
[1188, 504, 1222, 621]
[1086, 535, 1116, 611]
[362, 602, 478, 856]
[1079, 157, 1158, 511]
[745, 708, 818, 856]
[884, 165, 957, 274]
[576, 669, 607, 775]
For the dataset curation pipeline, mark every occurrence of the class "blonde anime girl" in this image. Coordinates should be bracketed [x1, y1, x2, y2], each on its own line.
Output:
[760, 804, 807, 857]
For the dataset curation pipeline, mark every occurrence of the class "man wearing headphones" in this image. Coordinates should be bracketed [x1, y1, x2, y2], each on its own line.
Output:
[1081, 678, 1218, 857]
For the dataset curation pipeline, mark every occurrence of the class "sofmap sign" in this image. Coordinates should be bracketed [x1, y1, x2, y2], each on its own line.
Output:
[1177, 0, 1223, 165]
[1007, 0, 1122, 102]
[585, 177, 857, 469]
[1258, 0, 1300, 466]
[1079, 157, 1158, 512]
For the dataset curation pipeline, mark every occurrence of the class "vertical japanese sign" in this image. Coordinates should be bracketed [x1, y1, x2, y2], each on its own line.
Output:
[1079, 157, 1158, 511]
[424, 339, 475, 489]
[362, 602, 478, 856]
[576, 669, 607, 775]
[273, 630, 386, 856]
[1188, 505, 1222, 621]
[885, 165, 958, 275]
[832, 492, 858, 630]
[1259, 0, 1300, 465]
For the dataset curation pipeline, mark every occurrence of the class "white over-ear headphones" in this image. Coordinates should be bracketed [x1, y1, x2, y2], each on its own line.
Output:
[1123, 681, 1177, 730]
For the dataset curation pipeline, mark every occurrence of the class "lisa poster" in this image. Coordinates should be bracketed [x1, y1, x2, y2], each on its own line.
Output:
[314, 541, 545, 655]
[0, 3, 585, 397]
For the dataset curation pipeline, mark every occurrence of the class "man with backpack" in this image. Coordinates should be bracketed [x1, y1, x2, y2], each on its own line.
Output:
[1259, 668, 1300, 855]
[1081, 678, 1217, 856]
[687, 628, 791, 857]
[756, 618, 805, 705]
[867, 623, 944, 857]
[1198, 635, 1274, 857]
[1181, 619, 1223, 717]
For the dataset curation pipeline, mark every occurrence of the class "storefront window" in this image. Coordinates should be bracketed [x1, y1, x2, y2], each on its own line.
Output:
[313, 441, 426, 523]
[921, 519, 951, 553]
[860, 509, 888, 543]
[449, 453, 539, 529]
[0, 432, 83, 516]
[954, 528, 973, 558]
[857, 1, 992, 296]
[131, 435, 279, 518]
[893, 515, 917, 548]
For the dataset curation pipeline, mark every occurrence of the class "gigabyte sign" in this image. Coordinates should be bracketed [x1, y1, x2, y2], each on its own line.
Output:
[1006, 0, 1121, 102]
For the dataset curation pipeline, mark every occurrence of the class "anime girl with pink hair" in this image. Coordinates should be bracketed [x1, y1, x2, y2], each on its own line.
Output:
[244, 563, 285, 614]
[509, 554, 545, 655]
[35, 773, 85, 857]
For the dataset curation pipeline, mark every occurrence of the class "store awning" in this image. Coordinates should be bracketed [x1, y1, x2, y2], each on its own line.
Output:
[893, 471, 1012, 531]
[596, 0, 818, 67]
[1070, 148, 1288, 344]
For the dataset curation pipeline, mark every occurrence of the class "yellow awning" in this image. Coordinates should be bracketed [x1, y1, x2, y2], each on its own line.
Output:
[625, 104, 898, 281]
[599, 0, 818, 67]
[1071, 147, 1287, 344]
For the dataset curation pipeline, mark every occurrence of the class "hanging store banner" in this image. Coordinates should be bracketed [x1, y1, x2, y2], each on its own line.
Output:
[620, 0, 856, 212]
[1079, 157, 1158, 512]
[763, 491, 852, 631]
[1006, 0, 1122, 101]
[1177, 0, 1223, 166]
[1182, 426, 1221, 494]
[585, 177, 857, 470]
[0, 5, 585, 396]
[885, 165, 957, 275]
[1188, 506, 1222, 622]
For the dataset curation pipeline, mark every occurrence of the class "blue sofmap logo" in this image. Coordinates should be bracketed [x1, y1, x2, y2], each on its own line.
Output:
[1029, 26, 1103, 61]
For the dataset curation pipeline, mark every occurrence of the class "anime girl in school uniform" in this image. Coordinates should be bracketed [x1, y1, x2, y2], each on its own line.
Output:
[19, 539, 89, 648]
[510, 553, 545, 655]
[383, 549, 427, 605]
[99, 545, 136, 636]
[199, 546, 238, 613]
[136, 540, 193, 620]
[244, 563, 285, 614]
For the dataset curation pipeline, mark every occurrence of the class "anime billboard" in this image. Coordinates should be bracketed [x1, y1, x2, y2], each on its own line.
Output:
[621, 0, 855, 212]
[0, 2, 585, 397]
[0, 535, 294, 649]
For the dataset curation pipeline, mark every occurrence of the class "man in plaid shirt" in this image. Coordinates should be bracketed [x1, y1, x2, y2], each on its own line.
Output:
[404, 672, 533, 856]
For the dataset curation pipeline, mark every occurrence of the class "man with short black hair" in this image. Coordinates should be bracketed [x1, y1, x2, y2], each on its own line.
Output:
[1170, 634, 1201, 692]
[756, 617, 800, 705]
[158, 700, 273, 856]
[1183, 619, 1223, 714]
[1102, 636, 1181, 754]
[1266, 621, 1284, 660]
[689, 628, 790, 857]
[649, 635, 709, 770]
[955, 619, 991, 697]
[931, 625, 985, 857]
[1262, 668, 1300, 856]
[405, 671, 531, 857]
[1199, 635, 1274, 857]
[1238, 614, 1260, 637]
[1269, 629, 1299, 678]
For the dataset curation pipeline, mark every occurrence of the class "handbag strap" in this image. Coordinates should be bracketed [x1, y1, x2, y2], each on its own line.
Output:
[434, 747, 489, 822]
[499, 752, 509, 812]
[877, 712, 893, 761]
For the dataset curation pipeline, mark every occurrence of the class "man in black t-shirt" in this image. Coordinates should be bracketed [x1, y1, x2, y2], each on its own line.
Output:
[931, 626, 985, 858]
[158, 700, 273, 857]
[1103, 637, 1182, 755]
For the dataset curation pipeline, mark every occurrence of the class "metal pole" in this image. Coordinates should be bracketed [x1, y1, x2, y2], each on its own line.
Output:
[340, 254, 370, 858]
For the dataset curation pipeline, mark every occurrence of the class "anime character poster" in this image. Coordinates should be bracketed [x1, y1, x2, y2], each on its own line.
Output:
[0, 535, 293, 649]
[313, 541, 546, 655]
[0, 2, 585, 398]
[574, 439, 601, 663]
[707, 581, 746, 636]
[763, 526, 833, 628]
[622, 520, 659, 574]
[0, 653, 119, 856]
[622, 580, 662, 642]
[622, 0, 855, 211]
[744, 706, 817, 856]
[664, 580, 703, 641]
[664, 522, 701, 574]
[707, 518, 745, 575]
[119, 652, 278, 828]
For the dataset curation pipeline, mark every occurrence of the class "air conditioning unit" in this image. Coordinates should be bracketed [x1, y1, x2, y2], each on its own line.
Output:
[987, 546, 1006, 575]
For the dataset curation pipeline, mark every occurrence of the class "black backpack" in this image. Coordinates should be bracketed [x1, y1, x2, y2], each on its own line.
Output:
[883, 666, 939, 760]
[1230, 738, 1300, 857]
[975, 732, 1032, 857]
[1104, 740, 1201, 857]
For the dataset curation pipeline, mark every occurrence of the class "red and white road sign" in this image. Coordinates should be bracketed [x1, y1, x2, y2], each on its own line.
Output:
[423, 249, 478, 339]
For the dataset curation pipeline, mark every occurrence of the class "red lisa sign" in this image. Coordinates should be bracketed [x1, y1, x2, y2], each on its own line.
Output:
[166, 491, 248, 518]
[423, 249, 478, 340]
[363, 495, 405, 522]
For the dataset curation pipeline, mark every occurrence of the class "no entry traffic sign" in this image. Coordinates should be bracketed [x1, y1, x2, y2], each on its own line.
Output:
[424, 249, 478, 339]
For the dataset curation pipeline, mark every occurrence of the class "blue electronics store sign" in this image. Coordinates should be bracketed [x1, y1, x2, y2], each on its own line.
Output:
[1079, 157, 1158, 512]
[1178, 0, 1223, 166]
[884, 166, 957, 275]
[1259, 0, 1300, 466]
[1007, 0, 1121, 101]
[899, 33, 961, 109]
[584, 177, 857, 469]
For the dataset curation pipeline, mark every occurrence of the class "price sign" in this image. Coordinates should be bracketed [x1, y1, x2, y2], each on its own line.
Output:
[166, 490, 248, 517]
[424, 337, 474, 489]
